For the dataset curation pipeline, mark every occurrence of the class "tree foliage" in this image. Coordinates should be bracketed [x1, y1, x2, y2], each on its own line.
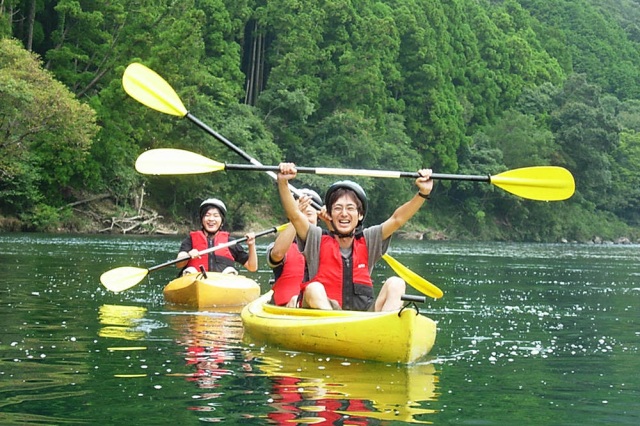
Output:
[0, 38, 98, 217]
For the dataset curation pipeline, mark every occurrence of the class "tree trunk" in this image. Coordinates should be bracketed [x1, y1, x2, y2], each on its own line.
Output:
[26, 0, 36, 51]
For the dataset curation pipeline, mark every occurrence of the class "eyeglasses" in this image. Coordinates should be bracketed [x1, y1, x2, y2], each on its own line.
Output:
[332, 204, 358, 214]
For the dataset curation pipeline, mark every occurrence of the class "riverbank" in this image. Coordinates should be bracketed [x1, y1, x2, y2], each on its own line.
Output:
[1, 194, 638, 245]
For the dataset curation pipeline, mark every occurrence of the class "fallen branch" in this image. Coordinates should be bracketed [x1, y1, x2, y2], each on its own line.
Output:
[61, 194, 111, 209]
[99, 210, 162, 234]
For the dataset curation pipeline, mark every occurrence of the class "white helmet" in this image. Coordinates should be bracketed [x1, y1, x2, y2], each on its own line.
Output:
[199, 198, 227, 219]
[298, 188, 323, 207]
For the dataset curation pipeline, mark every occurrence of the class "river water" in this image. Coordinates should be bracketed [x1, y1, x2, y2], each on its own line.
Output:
[0, 233, 638, 425]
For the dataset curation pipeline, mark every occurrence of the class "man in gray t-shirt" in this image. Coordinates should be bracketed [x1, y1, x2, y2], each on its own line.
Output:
[277, 163, 434, 311]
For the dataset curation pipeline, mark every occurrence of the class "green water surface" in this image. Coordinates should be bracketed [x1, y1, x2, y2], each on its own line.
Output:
[0, 233, 638, 425]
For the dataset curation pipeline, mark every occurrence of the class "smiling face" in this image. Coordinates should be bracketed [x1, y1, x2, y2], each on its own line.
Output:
[329, 193, 363, 235]
[201, 207, 223, 234]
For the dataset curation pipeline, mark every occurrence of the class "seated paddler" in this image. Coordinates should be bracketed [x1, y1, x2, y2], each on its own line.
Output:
[276, 163, 433, 311]
[176, 197, 257, 276]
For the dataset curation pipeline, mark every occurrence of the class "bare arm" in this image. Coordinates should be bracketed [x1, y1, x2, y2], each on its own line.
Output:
[243, 232, 258, 272]
[176, 248, 200, 268]
[176, 252, 189, 269]
[277, 163, 310, 242]
[269, 222, 296, 263]
[380, 169, 433, 239]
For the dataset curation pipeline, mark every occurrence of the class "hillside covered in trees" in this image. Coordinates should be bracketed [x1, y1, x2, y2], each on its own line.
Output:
[1, 0, 640, 242]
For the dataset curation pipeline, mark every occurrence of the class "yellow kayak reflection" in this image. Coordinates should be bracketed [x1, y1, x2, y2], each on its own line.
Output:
[98, 304, 147, 341]
[256, 350, 439, 424]
[166, 310, 439, 423]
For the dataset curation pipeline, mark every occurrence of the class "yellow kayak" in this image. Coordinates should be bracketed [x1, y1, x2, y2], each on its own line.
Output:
[241, 291, 437, 363]
[163, 272, 261, 309]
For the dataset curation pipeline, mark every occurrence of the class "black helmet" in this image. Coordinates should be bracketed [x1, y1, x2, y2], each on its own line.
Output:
[199, 198, 227, 220]
[298, 188, 323, 208]
[324, 180, 367, 223]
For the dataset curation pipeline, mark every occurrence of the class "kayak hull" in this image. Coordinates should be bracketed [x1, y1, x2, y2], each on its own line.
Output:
[163, 272, 260, 308]
[241, 292, 437, 363]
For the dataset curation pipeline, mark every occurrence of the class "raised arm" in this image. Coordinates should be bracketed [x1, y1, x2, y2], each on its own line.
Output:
[277, 163, 310, 242]
[380, 169, 433, 240]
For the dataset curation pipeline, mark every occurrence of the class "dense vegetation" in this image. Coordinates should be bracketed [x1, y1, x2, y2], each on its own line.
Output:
[1, 0, 640, 241]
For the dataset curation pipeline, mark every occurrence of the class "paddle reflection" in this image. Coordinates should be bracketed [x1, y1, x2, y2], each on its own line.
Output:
[257, 352, 439, 424]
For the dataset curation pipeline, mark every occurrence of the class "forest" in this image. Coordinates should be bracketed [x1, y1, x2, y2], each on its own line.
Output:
[1, 0, 640, 242]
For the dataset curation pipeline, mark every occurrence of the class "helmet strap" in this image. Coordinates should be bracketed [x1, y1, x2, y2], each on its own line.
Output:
[330, 229, 355, 239]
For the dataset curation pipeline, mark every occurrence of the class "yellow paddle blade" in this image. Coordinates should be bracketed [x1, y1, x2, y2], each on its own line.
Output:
[382, 254, 443, 299]
[490, 166, 575, 201]
[100, 267, 149, 293]
[122, 63, 188, 117]
[135, 148, 226, 175]
[275, 223, 290, 232]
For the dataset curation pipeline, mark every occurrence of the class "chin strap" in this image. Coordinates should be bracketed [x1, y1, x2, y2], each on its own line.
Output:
[330, 230, 355, 238]
[329, 224, 364, 239]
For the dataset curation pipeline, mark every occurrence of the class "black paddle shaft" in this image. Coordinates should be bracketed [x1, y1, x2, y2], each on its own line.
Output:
[223, 163, 492, 183]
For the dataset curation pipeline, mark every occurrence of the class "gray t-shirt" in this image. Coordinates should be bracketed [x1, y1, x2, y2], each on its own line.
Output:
[298, 224, 390, 282]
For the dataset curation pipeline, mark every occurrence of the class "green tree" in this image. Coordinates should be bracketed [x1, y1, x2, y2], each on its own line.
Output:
[519, 0, 640, 99]
[609, 130, 640, 224]
[0, 38, 98, 222]
[550, 73, 620, 204]
[482, 109, 556, 168]
[617, 99, 640, 132]
[389, 0, 466, 171]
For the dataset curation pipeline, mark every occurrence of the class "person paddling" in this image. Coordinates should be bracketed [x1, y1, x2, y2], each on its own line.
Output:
[276, 163, 433, 311]
[176, 198, 257, 275]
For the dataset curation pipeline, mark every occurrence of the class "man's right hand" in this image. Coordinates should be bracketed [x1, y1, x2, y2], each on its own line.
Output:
[278, 162, 297, 181]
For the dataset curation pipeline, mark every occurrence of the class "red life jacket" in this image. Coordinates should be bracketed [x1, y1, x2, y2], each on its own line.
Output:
[186, 230, 234, 272]
[272, 243, 306, 306]
[304, 233, 373, 309]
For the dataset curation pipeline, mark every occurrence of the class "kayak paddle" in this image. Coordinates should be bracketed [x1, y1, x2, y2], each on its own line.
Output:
[135, 148, 575, 202]
[100, 224, 288, 292]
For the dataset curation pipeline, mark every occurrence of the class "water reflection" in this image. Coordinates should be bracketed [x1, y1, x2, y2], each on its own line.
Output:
[98, 304, 148, 341]
[255, 352, 438, 424]
[175, 312, 247, 378]
[164, 309, 440, 424]
[167, 310, 254, 420]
